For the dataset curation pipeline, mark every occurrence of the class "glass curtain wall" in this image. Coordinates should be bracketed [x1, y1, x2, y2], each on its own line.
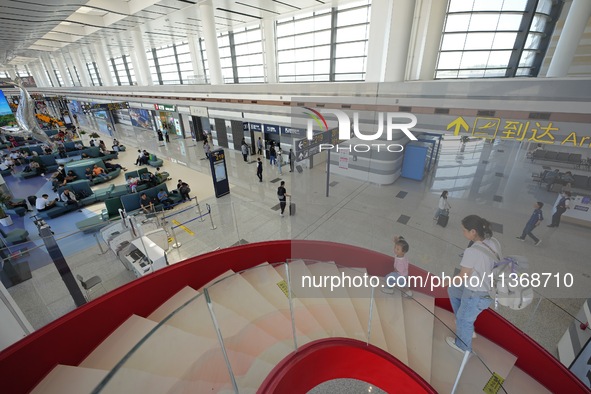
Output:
[436, 0, 557, 78]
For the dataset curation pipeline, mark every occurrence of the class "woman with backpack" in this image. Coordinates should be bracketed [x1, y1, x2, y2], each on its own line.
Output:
[434, 190, 451, 220]
[447, 215, 500, 353]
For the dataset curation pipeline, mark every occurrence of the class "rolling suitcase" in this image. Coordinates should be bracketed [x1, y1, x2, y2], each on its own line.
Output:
[437, 211, 449, 227]
[296, 165, 303, 173]
[289, 198, 296, 216]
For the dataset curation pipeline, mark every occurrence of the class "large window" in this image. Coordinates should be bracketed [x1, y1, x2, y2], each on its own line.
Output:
[49, 57, 64, 87]
[334, 0, 371, 81]
[147, 41, 202, 85]
[276, 0, 370, 82]
[110, 55, 136, 86]
[87, 62, 102, 86]
[436, 0, 558, 78]
[233, 26, 264, 83]
[276, 8, 332, 82]
[15, 66, 31, 77]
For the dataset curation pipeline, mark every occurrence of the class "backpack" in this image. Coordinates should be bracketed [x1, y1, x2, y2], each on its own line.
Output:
[471, 243, 533, 310]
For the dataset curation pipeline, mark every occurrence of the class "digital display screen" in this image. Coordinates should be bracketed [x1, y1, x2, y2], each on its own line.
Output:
[214, 162, 226, 181]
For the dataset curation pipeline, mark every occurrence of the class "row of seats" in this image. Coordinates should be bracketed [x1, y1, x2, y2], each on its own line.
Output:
[531, 149, 582, 166]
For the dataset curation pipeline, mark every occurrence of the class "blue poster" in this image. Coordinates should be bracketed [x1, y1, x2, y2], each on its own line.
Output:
[129, 108, 153, 130]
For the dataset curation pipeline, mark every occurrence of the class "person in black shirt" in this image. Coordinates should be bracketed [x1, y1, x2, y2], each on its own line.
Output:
[277, 181, 290, 216]
[256, 158, 263, 182]
[140, 193, 155, 214]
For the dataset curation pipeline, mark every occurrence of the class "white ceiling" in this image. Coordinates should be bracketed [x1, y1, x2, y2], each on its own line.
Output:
[0, 0, 331, 68]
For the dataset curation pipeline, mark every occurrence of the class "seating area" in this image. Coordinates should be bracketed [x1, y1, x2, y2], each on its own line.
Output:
[57, 180, 128, 207]
[0, 228, 30, 245]
[120, 184, 182, 214]
[536, 170, 591, 192]
[65, 158, 121, 185]
[531, 149, 582, 167]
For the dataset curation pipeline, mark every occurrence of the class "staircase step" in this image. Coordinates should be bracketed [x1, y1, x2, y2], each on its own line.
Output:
[375, 287, 409, 364]
[32, 364, 183, 394]
[306, 262, 366, 340]
[147, 286, 199, 322]
[79, 315, 220, 380]
[502, 365, 552, 393]
[198, 270, 235, 291]
[31, 365, 108, 394]
[338, 266, 389, 352]
[430, 307, 518, 393]
[275, 261, 347, 337]
[402, 291, 435, 382]
[206, 270, 309, 345]
[241, 262, 327, 341]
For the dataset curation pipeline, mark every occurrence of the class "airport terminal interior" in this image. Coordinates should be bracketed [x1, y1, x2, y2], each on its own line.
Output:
[0, 0, 590, 392]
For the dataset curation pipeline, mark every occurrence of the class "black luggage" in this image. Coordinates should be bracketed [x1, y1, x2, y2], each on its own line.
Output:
[27, 195, 37, 207]
[289, 202, 296, 216]
[437, 212, 449, 227]
[296, 165, 303, 173]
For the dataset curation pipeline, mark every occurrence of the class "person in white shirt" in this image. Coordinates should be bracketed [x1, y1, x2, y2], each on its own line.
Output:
[35, 194, 57, 212]
[434, 190, 451, 220]
[447, 215, 499, 353]
[60, 189, 80, 210]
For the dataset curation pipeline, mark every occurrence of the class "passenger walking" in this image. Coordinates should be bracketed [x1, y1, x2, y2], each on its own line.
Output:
[257, 137, 263, 155]
[434, 190, 451, 220]
[277, 146, 283, 175]
[269, 144, 276, 166]
[382, 236, 412, 296]
[256, 158, 263, 182]
[277, 181, 289, 216]
[447, 215, 499, 353]
[204, 140, 211, 159]
[516, 202, 544, 245]
[241, 142, 249, 162]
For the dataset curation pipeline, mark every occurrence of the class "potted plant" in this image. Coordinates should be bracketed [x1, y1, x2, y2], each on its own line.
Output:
[0, 193, 14, 227]
[89, 132, 100, 139]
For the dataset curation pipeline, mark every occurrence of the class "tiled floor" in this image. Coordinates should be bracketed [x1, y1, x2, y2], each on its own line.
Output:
[4, 114, 591, 360]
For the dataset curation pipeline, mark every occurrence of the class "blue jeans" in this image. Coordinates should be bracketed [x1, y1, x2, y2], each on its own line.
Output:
[520, 222, 539, 243]
[447, 285, 492, 351]
[385, 272, 406, 288]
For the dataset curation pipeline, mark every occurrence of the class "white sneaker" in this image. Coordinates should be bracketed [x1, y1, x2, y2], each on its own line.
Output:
[535, 240, 542, 246]
[446, 336, 465, 353]
[280, 213, 284, 217]
[380, 287, 395, 295]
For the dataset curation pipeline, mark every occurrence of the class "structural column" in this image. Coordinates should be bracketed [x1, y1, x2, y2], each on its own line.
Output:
[199, 0, 223, 85]
[6, 69, 17, 80]
[93, 41, 114, 86]
[546, 0, 591, 77]
[131, 28, 153, 86]
[28, 63, 47, 87]
[55, 52, 73, 87]
[41, 55, 60, 87]
[365, 0, 393, 82]
[187, 34, 206, 84]
[418, 0, 448, 80]
[262, 18, 277, 83]
[70, 49, 90, 87]
[383, 0, 416, 82]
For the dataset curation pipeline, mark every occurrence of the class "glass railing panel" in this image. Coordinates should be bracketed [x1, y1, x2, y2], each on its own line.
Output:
[204, 265, 295, 392]
[94, 293, 234, 393]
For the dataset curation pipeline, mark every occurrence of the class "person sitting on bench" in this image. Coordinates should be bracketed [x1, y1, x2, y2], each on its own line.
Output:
[140, 193, 155, 214]
[60, 189, 81, 211]
[35, 194, 57, 212]
[157, 188, 174, 210]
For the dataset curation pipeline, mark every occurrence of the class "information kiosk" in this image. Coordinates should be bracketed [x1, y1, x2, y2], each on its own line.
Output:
[209, 148, 230, 198]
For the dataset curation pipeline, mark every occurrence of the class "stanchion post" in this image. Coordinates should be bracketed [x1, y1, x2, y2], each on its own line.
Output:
[94, 233, 108, 255]
[194, 196, 204, 222]
[207, 203, 217, 230]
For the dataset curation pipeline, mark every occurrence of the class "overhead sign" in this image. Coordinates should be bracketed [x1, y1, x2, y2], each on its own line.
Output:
[280, 126, 306, 137]
[447, 116, 591, 148]
[154, 103, 176, 112]
[294, 128, 340, 161]
[264, 124, 279, 134]
[82, 102, 129, 111]
[189, 106, 209, 117]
